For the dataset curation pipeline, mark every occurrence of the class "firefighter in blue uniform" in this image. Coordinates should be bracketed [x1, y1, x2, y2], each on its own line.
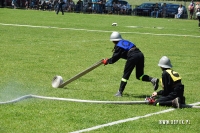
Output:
[102, 31, 159, 97]
[151, 56, 185, 108]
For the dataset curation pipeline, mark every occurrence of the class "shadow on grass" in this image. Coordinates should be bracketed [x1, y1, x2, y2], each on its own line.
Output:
[62, 87, 151, 98]
[62, 87, 113, 93]
[123, 93, 148, 98]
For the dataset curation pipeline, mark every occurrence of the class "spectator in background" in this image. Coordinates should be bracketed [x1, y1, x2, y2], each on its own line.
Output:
[120, 4, 127, 15]
[56, 0, 65, 15]
[176, 4, 183, 19]
[12, 0, 18, 9]
[75, 0, 83, 13]
[109, 0, 119, 14]
[38, 0, 42, 9]
[91, 0, 98, 13]
[151, 3, 159, 18]
[161, 3, 167, 18]
[41, 0, 47, 10]
[112, 2, 118, 14]
[85, 2, 92, 14]
[47, 0, 53, 11]
[195, 2, 200, 13]
[30, 0, 36, 9]
[25, 0, 29, 9]
[112, 0, 118, 4]
[53, 0, 59, 11]
[67, 0, 75, 12]
[39, 0, 49, 11]
[97, 0, 103, 14]
[188, 0, 195, 19]
[102, 0, 106, 13]
[116, 1, 121, 15]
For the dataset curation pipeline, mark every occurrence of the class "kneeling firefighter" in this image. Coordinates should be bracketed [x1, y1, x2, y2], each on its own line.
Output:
[151, 56, 185, 108]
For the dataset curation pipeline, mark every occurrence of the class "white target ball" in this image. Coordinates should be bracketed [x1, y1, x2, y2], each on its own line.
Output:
[52, 76, 63, 88]
[112, 23, 117, 26]
[196, 12, 200, 17]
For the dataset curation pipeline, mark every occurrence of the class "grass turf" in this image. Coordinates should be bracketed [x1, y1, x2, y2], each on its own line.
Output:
[0, 8, 200, 133]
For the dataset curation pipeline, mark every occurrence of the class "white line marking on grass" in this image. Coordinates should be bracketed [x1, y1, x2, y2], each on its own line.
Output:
[71, 102, 200, 133]
[0, 23, 200, 38]
[70, 109, 174, 133]
[127, 26, 164, 29]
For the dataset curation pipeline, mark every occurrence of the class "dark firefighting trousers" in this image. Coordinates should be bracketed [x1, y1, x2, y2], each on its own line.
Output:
[119, 49, 151, 92]
[153, 85, 185, 106]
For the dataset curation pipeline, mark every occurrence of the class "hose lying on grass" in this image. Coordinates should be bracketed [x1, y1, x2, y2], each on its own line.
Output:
[0, 94, 200, 108]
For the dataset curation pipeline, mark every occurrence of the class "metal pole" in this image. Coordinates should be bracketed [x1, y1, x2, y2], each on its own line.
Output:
[58, 60, 103, 88]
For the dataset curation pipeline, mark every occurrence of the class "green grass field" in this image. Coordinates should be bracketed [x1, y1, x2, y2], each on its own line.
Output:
[0, 8, 200, 133]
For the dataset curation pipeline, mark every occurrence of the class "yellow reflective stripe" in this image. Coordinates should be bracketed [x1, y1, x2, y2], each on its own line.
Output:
[156, 103, 159, 106]
[139, 75, 144, 80]
[121, 78, 128, 82]
[160, 78, 163, 88]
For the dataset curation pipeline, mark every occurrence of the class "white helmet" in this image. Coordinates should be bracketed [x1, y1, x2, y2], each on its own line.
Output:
[196, 12, 200, 17]
[158, 56, 172, 68]
[110, 31, 123, 41]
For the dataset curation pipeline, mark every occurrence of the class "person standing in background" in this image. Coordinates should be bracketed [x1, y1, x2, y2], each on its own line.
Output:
[25, 0, 29, 9]
[188, 0, 195, 19]
[56, 0, 65, 15]
[12, 0, 18, 9]
[75, 0, 83, 13]
[161, 3, 167, 18]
